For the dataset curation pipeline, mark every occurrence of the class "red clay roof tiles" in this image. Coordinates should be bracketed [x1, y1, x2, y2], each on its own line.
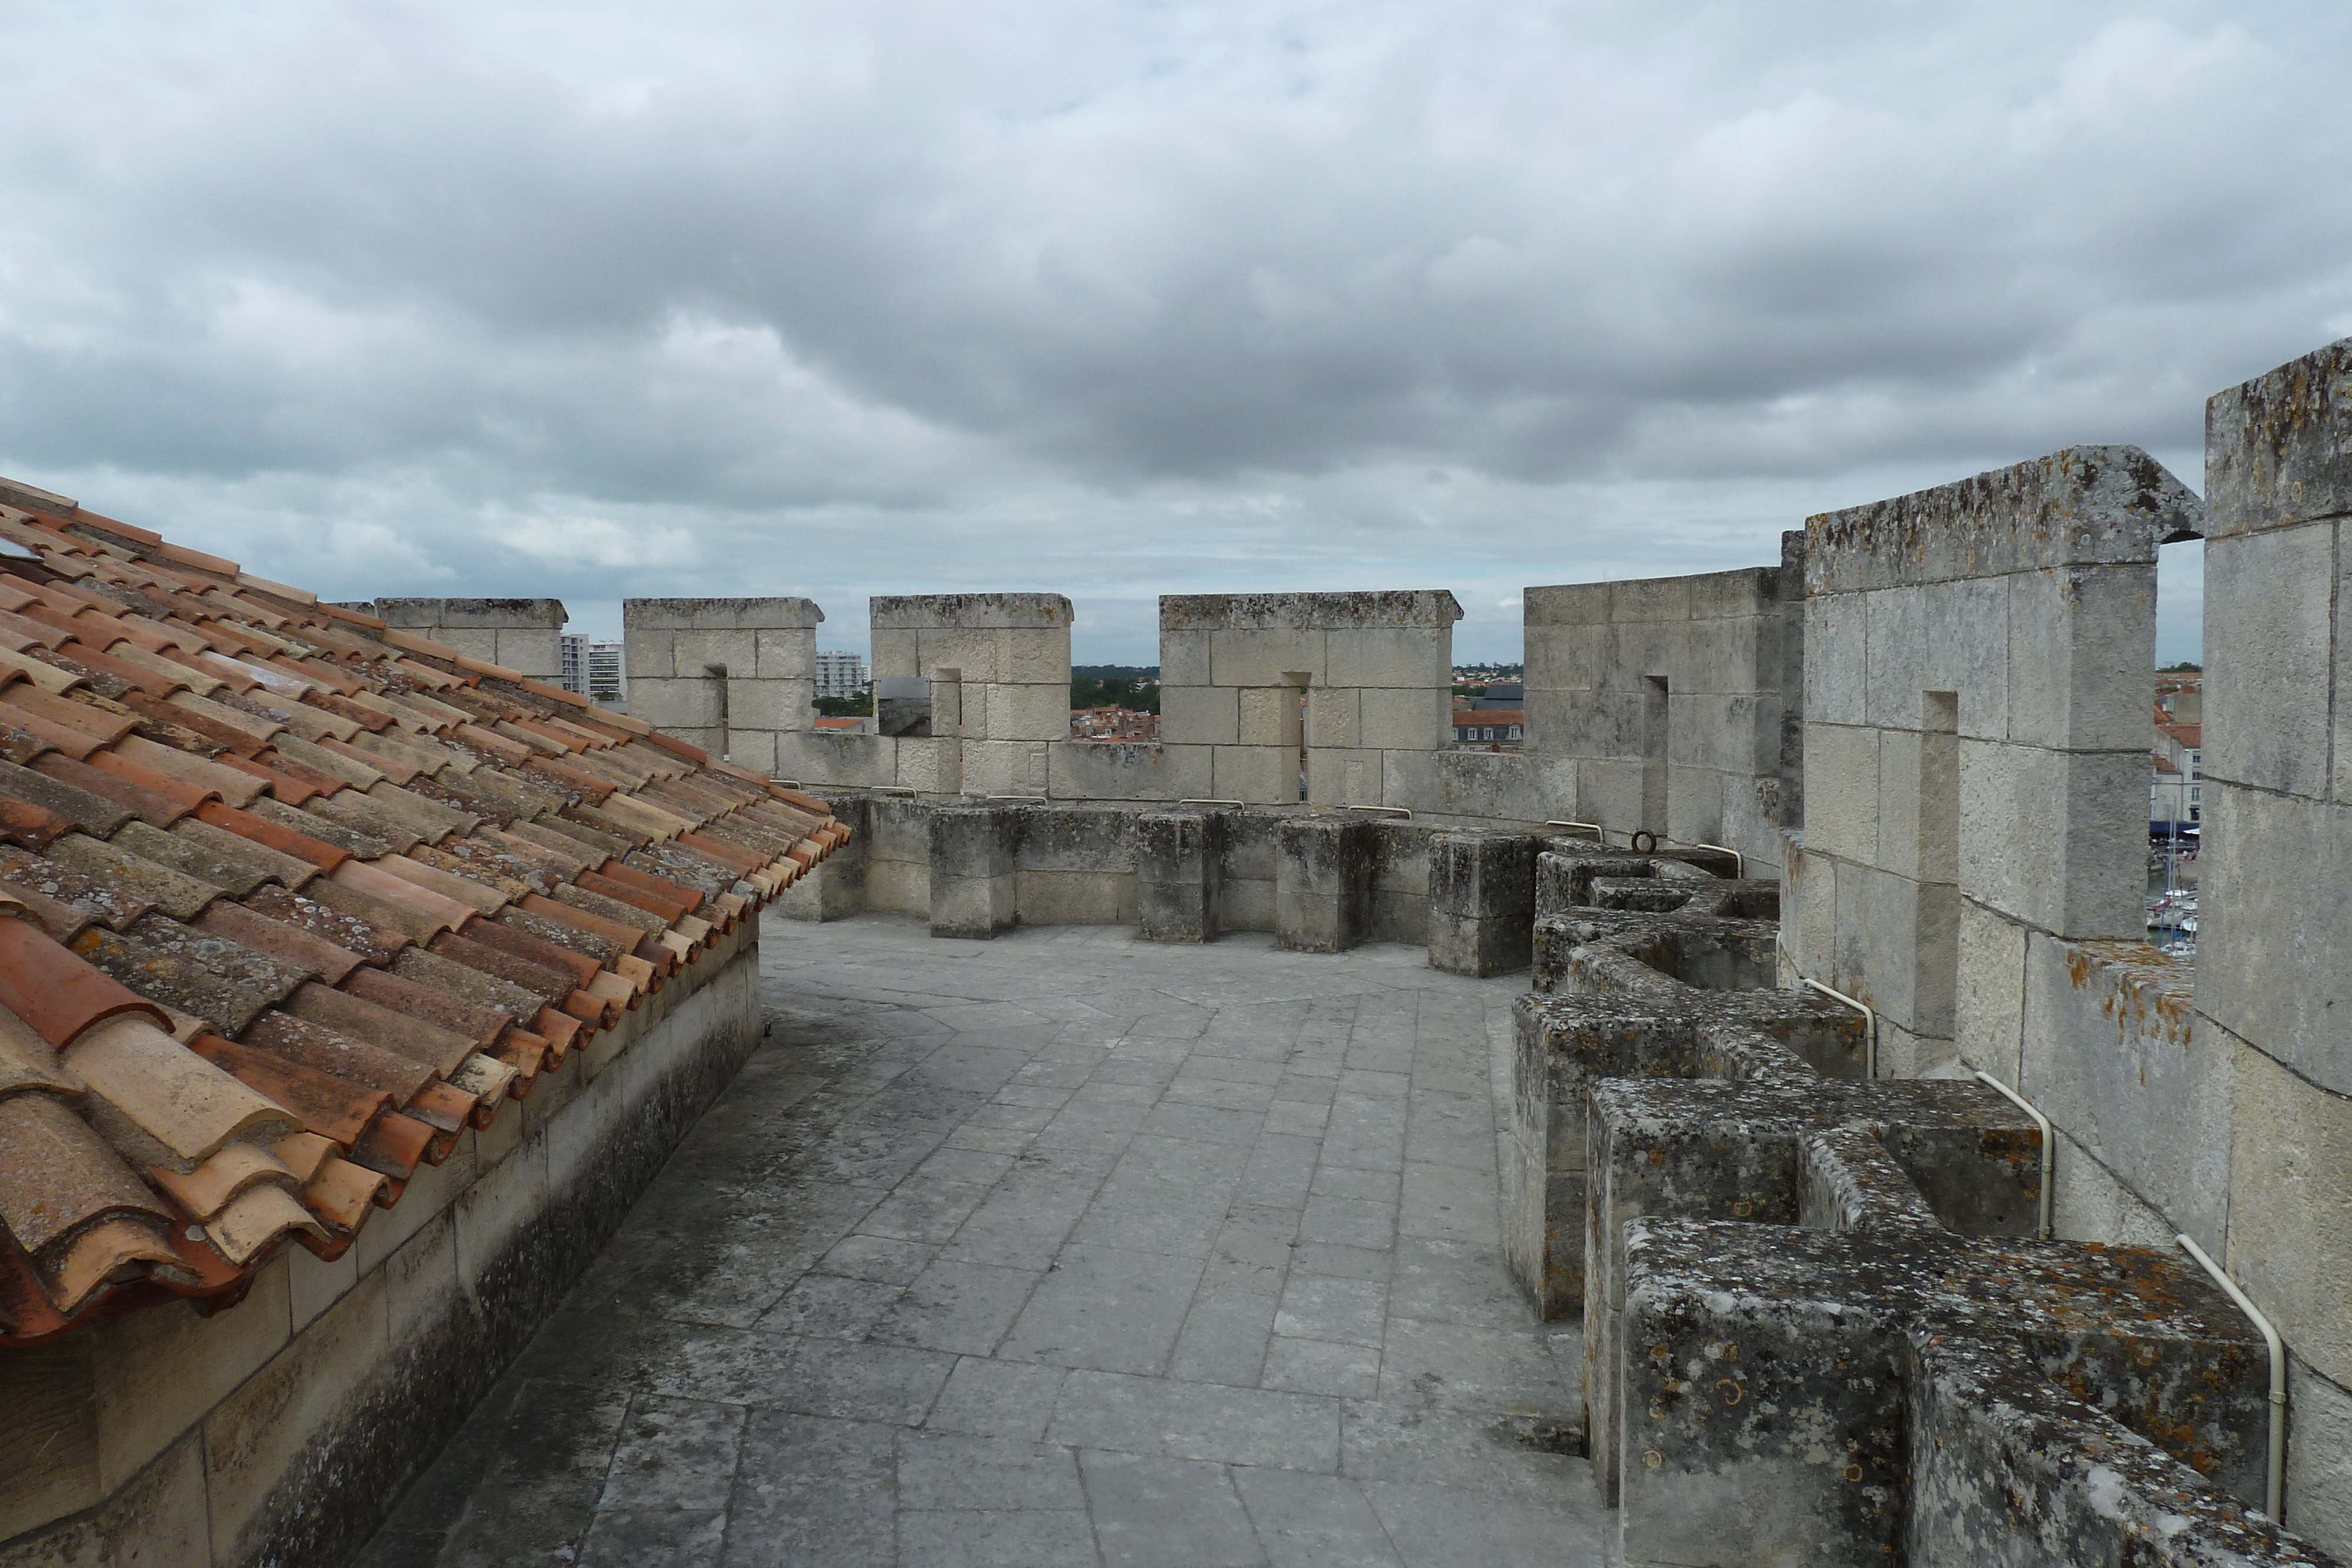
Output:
[0, 478, 847, 1343]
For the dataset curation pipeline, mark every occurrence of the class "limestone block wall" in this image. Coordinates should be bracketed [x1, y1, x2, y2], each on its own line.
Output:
[373, 598, 566, 682]
[2191, 336, 2352, 1550]
[622, 597, 821, 775]
[1160, 590, 1461, 807]
[0, 928, 760, 1568]
[1789, 446, 2200, 1077]
[1522, 557, 1796, 876]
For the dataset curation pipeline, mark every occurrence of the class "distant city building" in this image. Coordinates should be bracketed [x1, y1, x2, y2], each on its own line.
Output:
[1070, 706, 1160, 741]
[1452, 708, 1523, 745]
[586, 640, 626, 706]
[557, 633, 627, 707]
[1469, 680, 1524, 711]
[816, 650, 869, 699]
[2151, 671, 2202, 835]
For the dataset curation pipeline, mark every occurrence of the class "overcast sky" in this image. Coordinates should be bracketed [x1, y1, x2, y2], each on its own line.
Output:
[6, 2, 2348, 665]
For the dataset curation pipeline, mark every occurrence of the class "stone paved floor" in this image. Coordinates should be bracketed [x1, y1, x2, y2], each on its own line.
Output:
[358, 914, 1606, 1567]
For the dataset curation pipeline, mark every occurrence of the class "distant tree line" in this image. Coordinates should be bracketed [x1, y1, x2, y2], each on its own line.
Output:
[1072, 665, 1160, 713]
[813, 693, 873, 716]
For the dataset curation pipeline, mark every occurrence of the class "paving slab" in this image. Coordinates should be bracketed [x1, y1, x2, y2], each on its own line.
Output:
[356, 913, 1605, 1566]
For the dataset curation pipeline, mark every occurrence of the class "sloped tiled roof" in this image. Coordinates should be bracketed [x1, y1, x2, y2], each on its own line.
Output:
[0, 484, 847, 1345]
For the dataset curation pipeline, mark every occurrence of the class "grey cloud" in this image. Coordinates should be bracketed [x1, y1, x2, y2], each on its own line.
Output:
[0, 1, 2342, 667]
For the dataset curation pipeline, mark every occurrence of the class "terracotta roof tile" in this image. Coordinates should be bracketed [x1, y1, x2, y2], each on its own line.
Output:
[64, 1013, 297, 1164]
[31, 752, 191, 828]
[0, 474, 843, 1342]
[43, 831, 223, 920]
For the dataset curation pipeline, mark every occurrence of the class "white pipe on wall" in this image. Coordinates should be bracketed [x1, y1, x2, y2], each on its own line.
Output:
[1801, 977, 1877, 1081]
[2176, 1232, 2287, 1522]
[1970, 1071, 2053, 1241]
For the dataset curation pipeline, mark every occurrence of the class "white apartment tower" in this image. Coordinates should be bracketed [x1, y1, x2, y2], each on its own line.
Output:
[815, 649, 868, 700]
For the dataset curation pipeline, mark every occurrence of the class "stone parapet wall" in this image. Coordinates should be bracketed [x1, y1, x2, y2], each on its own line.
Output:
[0, 927, 762, 1568]
[780, 794, 1531, 977]
[1523, 557, 1795, 877]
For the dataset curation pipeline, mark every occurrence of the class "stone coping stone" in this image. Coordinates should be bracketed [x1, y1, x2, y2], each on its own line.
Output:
[870, 593, 1071, 629]
[1159, 590, 1461, 630]
[374, 597, 567, 628]
[622, 597, 824, 630]
[1805, 443, 2202, 593]
[2206, 333, 2352, 538]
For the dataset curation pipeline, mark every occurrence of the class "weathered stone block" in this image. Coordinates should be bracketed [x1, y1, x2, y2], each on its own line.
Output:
[1235, 685, 1301, 748]
[2204, 333, 2352, 539]
[2020, 935, 2226, 1251]
[1426, 830, 1536, 977]
[726, 676, 813, 733]
[754, 629, 817, 680]
[2003, 564, 2159, 752]
[1324, 626, 1451, 688]
[627, 674, 724, 730]
[1050, 739, 1210, 802]
[622, 596, 821, 631]
[1806, 444, 2194, 594]
[1953, 900, 2025, 1080]
[981, 682, 1069, 743]
[1521, 580, 1614, 626]
[378, 596, 567, 630]
[776, 729, 898, 788]
[1158, 629, 1210, 686]
[622, 626, 676, 679]
[1211, 628, 1325, 688]
[1805, 591, 1867, 727]
[929, 805, 1017, 881]
[1014, 870, 1130, 924]
[1522, 620, 1613, 690]
[1211, 744, 1295, 806]
[1356, 686, 1448, 751]
[1161, 684, 1238, 746]
[1304, 687, 1359, 749]
[871, 592, 1073, 631]
[664, 627, 752, 677]
[1381, 749, 1578, 825]
[930, 871, 1016, 938]
[1275, 815, 1373, 951]
[721, 728, 779, 774]
[1799, 723, 1879, 865]
[491, 626, 562, 678]
[2286, 1359, 2352, 1553]
[998, 627, 1072, 686]
[2227, 1039, 2352, 1389]
[1955, 741, 2144, 940]
[868, 628, 918, 680]
[2204, 523, 2335, 800]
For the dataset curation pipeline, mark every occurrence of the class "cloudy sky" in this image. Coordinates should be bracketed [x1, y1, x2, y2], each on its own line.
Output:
[6, 2, 2348, 664]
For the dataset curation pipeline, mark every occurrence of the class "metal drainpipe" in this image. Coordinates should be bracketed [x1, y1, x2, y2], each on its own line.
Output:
[1800, 978, 1877, 1081]
[2176, 1232, 2287, 1520]
[1969, 1072, 2053, 1241]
